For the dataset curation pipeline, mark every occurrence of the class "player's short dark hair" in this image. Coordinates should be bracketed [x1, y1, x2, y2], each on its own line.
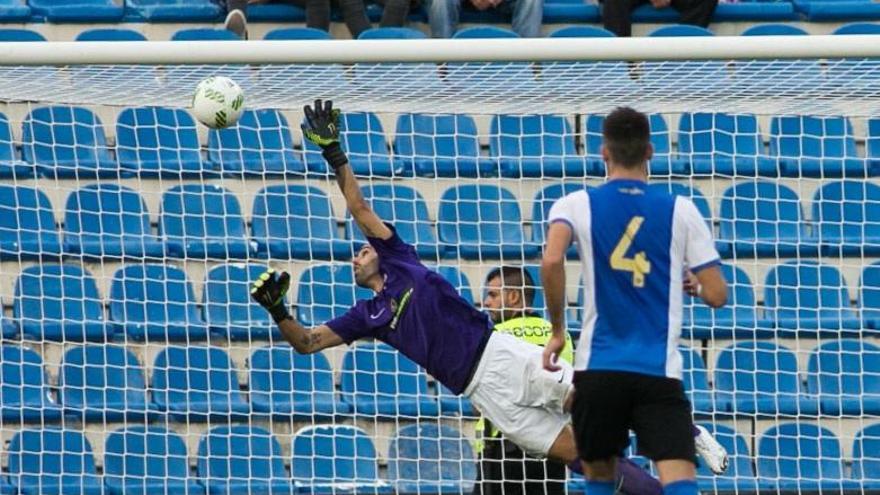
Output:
[486, 266, 535, 307]
[603, 106, 651, 169]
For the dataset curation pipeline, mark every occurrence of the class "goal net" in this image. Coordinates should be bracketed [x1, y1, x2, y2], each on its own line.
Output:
[0, 35, 878, 495]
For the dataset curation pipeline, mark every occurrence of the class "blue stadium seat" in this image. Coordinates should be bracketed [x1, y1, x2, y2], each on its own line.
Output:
[649, 24, 713, 36]
[304, 111, 401, 177]
[389, 424, 477, 495]
[116, 106, 207, 177]
[714, 341, 819, 415]
[490, 114, 591, 178]
[0, 313, 15, 339]
[0, 184, 61, 259]
[0, 1, 30, 22]
[359, 27, 425, 39]
[757, 423, 859, 492]
[104, 426, 200, 495]
[160, 184, 255, 259]
[794, 0, 880, 21]
[741, 23, 808, 36]
[109, 263, 209, 341]
[75, 28, 146, 41]
[63, 183, 165, 259]
[695, 423, 761, 494]
[59, 345, 153, 422]
[197, 425, 294, 495]
[438, 383, 475, 417]
[208, 109, 305, 177]
[834, 22, 880, 34]
[345, 184, 444, 259]
[549, 25, 614, 37]
[340, 342, 440, 417]
[680, 346, 716, 414]
[807, 339, 880, 415]
[247, 2, 305, 21]
[292, 425, 392, 494]
[14, 263, 111, 341]
[717, 181, 818, 258]
[433, 265, 476, 305]
[8, 428, 103, 495]
[29, 0, 122, 21]
[203, 264, 278, 340]
[22, 106, 118, 178]
[394, 113, 496, 178]
[813, 180, 880, 256]
[126, 0, 220, 21]
[770, 115, 865, 177]
[0, 29, 42, 40]
[0, 111, 34, 178]
[295, 263, 372, 327]
[584, 114, 687, 176]
[252, 184, 354, 260]
[531, 183, 589, 250]
[853, 424, 880, 490]
[151, 346, 250, 422]
[678, 112, 777, 176]
[438, 184, 538, 259]
[264, 27, 329, 39]
[861, 262, 880, 329]
[0, 345, 62, 422]
[683, 264, 770, 339]
[764, 261, 861, 333]
[250, 346, 349, 418]
[866, 117, 880, 174]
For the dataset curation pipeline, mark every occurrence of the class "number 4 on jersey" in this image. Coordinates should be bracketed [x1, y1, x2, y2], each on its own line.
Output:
[611, 216, 651, 287]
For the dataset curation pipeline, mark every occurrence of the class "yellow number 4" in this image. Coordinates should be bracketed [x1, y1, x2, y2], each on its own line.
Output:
[611, 216, 651, 288]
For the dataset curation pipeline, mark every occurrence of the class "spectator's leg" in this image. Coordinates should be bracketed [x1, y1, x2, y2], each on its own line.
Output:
[333, 0, 372, 38]
[379, 0, 413, 26]
[507, 0, 542, 38]
[224, 0, 248, 38]
[427, 0, 461, 38]
[601, 0, 642, 37]
[670, 0, 717, 27]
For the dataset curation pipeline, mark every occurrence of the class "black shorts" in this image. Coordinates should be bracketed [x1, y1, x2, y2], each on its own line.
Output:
[571, 370, 696, 463]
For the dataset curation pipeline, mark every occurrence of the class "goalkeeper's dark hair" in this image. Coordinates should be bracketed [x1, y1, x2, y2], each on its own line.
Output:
[603, 106, 651, 169]
[486, 266, 535, 307]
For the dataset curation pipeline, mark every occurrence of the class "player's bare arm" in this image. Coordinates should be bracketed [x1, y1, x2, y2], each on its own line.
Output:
[541, 221, 573, 372]
[685, 266, 727, 308]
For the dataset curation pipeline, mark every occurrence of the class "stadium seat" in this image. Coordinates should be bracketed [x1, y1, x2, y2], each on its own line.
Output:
[116, 106, 208, 177]
[763, 261, 861, 333]
[741, 23, 808, 36]
[0, 313, 15, 339]
[104, 426, 200, 495]
[433, 265, 476, 305]
[247, 2, 305, 21]
[438, 383, 476, 417]
[0, 1, 31, 22]
[683, 264, 771, 339]
[29, 0, 122, 21]
[0, 184, 61, 259]
[695, 423, 761, 493]
[340, 342, 440, 417]
[394, 113, 497, 178]
[59, 345, 153, 422]
[263, 27, 329, 39]
[438, 184, 539, 259]
[344, 184, 444, 259]
[807, 339, 880, 415]
[63, 183, 165, 259]
[757, 423, 858, 492]
[717, 181, 818, 258]
[549, 25, 614, 37]
[860, 262, 880, 329]
[680, 346, 717, 414]
[0, 111, 34, 178]
[291, 425, 392, 494]
[677, 112, 777, 176]
[584, 114, 687, 176]
[866, 117, 880, 173]
[8, 428, 103, 495]
[109, 263, 209, 341]
[75, 28, 147, 41]
[197, 425, 294, 495]
[0, 29, 42, 41]
[160, 184, 256, 259]
[295, 263, 372, 327]
[250, 346, 349, 418]
[649, 24, 714, 36]
[208, 109, 305, 176]
[794, 0, 880, 21]
[252, 184, 354, 260]
[388, 424, 477, 495]
[22, 106, 118, 178]
[304, 111, 402, 177]
[151, 346, 250, 421]
[853, 424, 880, 490]
[812, 180, 880, 256]
[203, 264, 278, 340]
[126, 0, 220, 21]
[14, 263, 111, 341]
[714, 341, 819, 415]
[770, 115, 865, 177]
[531, 182, 589, 250]
[834, 22, 880, 34]
[0, 345, 63, 422]
[490, 114, 592, 177]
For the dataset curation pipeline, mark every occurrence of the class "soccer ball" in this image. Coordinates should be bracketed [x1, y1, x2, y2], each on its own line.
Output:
[192, 76, 244, 129]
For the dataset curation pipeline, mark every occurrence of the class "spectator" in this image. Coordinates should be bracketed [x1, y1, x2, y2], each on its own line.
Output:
[428, 0, 543, 38]
[601, 0, 717, 37]
[224, 0, 375, 39]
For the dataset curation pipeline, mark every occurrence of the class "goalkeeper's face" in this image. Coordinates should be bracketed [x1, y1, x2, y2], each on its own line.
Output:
[353, 244, 380, 288]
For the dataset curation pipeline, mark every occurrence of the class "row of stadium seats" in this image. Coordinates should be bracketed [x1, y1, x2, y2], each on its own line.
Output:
[4, 106, 880, 180]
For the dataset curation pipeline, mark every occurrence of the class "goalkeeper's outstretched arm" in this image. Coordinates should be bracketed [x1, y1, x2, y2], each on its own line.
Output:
[302, 99, 392, 241]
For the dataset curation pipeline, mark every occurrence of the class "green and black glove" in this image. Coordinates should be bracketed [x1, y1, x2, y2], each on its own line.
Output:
[302, 98, 347, 171]
[250, 268, 292, 324]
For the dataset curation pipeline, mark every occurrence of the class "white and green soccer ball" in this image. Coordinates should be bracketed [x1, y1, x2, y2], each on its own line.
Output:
[192, 76, 244, 129]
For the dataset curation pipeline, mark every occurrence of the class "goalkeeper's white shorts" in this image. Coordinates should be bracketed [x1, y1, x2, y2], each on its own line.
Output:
[464, 331, 574, 457]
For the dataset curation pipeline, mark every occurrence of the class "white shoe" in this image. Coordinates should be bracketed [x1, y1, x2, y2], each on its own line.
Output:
[694, 424, 729, 475]
[224, 9, 248, 39]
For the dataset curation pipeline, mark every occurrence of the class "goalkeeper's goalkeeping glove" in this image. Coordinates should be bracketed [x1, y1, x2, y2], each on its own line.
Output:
[250, 268, 292, 324]
[302, 98, 347, 171]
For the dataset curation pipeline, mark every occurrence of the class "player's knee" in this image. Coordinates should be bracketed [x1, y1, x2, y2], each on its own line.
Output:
[584, 458, 617, 481]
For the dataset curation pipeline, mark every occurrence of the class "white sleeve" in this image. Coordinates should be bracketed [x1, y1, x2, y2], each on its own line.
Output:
[679, 198, 720, 272]
[547, 193, 577, 232]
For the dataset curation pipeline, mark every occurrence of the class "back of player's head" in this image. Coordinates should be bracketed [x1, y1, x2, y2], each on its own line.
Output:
[603, 107, 651, 169]
[486, 266, 535, 307]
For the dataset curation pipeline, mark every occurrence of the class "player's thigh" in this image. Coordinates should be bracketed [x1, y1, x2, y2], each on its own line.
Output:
[630, 375, 696, 463]
[571, 371, 633, 462]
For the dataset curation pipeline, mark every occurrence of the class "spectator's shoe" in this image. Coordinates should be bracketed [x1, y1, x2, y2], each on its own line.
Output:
[224, 9, 248, 40]
[694, 424, 729, 475]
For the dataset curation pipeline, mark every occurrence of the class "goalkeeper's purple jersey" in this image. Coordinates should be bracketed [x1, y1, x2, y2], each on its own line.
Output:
[326, 226, 494, 394]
